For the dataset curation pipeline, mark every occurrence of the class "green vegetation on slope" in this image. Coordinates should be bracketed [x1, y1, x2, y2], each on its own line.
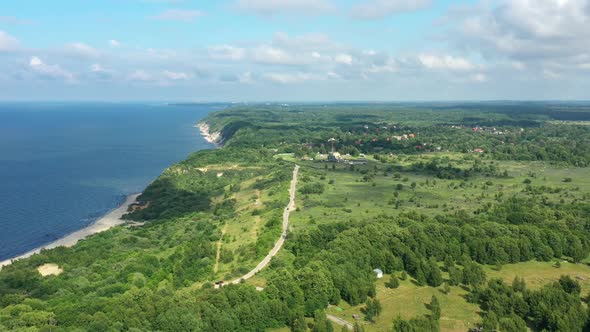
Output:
[2, 102, 590, 332]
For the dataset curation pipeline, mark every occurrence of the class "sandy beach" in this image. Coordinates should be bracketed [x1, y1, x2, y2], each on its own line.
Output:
[0, 193, 140, 269]
[197, 122, 222, 147]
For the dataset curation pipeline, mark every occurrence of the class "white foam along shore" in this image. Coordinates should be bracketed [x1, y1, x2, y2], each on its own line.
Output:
[0, 193, 140, 269]
[197, 122, 222, 147]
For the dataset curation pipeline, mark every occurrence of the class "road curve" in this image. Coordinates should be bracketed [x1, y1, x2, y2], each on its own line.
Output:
[227, 164, 300, 285]
[327, 314, 354, 330]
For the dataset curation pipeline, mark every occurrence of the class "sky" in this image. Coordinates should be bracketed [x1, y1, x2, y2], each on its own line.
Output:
[1, 0, 589, 101]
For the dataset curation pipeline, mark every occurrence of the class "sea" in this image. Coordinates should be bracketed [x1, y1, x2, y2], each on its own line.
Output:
[0, 102, 223, 261]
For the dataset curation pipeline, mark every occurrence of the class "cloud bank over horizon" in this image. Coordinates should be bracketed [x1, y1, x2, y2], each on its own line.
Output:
[0, 0, 589, 101]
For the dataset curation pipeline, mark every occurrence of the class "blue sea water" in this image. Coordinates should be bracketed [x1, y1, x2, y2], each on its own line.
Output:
[0, 102, 222, 261]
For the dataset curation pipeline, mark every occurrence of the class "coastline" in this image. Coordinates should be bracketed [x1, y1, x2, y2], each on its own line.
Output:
[0, 193, 140, 269]
[1, 121, 214, 270]
[196, 122, 223, 147]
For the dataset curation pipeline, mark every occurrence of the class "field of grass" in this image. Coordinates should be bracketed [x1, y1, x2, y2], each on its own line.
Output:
[263, 152, 590, 330]
[326, 274, 480, 332]
[287, 155, 589, 233]
[323, 259, 590, 332]
[485, 260, 590, 295]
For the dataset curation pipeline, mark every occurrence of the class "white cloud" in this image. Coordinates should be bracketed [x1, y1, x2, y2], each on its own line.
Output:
[351, 0, 432, 19]
[208, 45, 246, 61]
[28, 56, 75, 82]
[264, 72, 326, 83]
[151, 9, 203, 21]
[66, 42, 100, 58]
[472, 73, 488, 82]
[334, 54, 353, 65]
[252, 46, 300, 64]
[163, 70, 191, 80]
[543, 69, 561, 80]
[0, 31, 19, 52]
[449, 0, 590, 62]
[109, 40, 121, 48]
[235, 0, 334, 16]
[419, 54, 475, 71]
[89, 63, 114, 80]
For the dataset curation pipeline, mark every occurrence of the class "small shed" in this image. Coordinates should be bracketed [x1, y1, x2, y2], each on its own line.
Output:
[373, 268, 383, 279]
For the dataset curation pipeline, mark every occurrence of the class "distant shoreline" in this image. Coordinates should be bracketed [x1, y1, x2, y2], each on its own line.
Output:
[0, 193, 140, 269]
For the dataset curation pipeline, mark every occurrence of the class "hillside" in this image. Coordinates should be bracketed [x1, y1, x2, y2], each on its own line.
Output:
[2, 102, 590, 331]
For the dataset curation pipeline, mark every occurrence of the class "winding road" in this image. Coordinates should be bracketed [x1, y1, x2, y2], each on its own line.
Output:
[327, 314, 354, 330]
[227, 164, 300, 285]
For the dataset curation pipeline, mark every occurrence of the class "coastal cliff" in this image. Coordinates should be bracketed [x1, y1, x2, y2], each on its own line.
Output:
[197, 122, 223, 147]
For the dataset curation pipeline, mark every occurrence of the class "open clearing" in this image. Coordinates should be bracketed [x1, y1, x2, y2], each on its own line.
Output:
[37, 263, 63, 277]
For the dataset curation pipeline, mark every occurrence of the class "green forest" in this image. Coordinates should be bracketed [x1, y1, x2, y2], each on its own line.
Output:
[2, 102, 590, 331]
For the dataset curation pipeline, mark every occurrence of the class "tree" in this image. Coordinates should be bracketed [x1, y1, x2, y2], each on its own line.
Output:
[429, 295, 441, 321]
[425, 258, 443, 287]
[414, 265, 427, 286]
[498, 314, 527, 332]
[385, 276, 400, 289]
[462, 262, 486, 286]
[291, 311, 307, 332]
[362, 298, 382, 322]
[448, 266, 462, 286]
[511, 276, 526, 293]
[442, 282, 451, 295]
[443, 255, 454, 272]
[482, 311, 499, 332]
[312, 310, 334, 332]
[400, 271, 408, 281]
[558, 275, 581, 295]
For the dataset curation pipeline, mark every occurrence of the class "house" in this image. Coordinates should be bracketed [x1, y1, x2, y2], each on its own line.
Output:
[373, 268, 383, 279]
[473, 148, 485, 153]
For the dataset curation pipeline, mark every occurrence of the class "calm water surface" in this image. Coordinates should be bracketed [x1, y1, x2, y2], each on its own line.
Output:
[0, 102, 222, 260]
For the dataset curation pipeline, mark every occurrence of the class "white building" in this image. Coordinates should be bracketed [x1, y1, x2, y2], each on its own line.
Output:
[373, 268, 383, 279]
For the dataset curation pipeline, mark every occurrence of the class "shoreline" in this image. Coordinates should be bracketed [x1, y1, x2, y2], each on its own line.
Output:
[0, 121, 213, 270]
[0, 193, 140, 269]
[196, 122, 223, 148]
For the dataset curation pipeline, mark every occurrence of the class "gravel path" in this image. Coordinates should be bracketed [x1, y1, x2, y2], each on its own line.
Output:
[228, 165, 299, 284]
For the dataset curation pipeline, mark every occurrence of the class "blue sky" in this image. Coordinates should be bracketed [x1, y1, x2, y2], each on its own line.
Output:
[1, 0, 589, 101]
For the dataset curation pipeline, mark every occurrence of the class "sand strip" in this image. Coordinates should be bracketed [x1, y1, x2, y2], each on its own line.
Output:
[0, 193, 140, 269]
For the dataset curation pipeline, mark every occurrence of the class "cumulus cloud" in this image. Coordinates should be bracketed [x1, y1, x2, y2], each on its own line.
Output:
[89, 63, 114, 80]
[163, 70, 191, 80]
[235, 0, 334, 16]
[334, 54, 353, 65]
[208, 45, 246, 61]
[252, 46, 303, 65]
[28, 56, 75, 82]
[264, 72, 326, 84]
[0, 31, 20, 52]
[109, 40, 121, 48]
[151, 9, 203, 21]
[351, 0, 432, 19]
[418, 54, 475, 71]
[448, 0, 590, 63]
